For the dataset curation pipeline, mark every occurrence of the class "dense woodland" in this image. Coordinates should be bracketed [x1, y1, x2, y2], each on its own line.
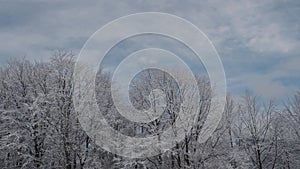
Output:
[0, 51, 299, 169]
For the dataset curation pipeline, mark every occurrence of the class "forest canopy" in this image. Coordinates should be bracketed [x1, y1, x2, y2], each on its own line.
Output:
[0, 52, 299, 169]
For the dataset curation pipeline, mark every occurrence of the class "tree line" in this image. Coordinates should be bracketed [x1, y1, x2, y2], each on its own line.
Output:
[0, 51, 299, 169]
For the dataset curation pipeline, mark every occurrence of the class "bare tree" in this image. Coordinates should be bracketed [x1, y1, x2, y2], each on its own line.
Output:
[235, 91, 275, 169]
[1, 54, 300, 169]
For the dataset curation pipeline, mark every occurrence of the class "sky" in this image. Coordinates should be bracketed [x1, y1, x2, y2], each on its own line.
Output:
[0, 0, 299, 101]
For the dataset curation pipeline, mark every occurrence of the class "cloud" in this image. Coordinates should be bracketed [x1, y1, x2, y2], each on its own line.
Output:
[0, 0, 299, 99]
[213, 0, 299, 54]
[230, 73, 297, 100]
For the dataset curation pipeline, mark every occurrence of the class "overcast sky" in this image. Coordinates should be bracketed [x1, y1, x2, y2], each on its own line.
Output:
[0, 0, 299, 100]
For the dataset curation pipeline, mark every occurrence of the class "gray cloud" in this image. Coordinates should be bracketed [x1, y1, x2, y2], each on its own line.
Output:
[0, 0, 299, 99]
